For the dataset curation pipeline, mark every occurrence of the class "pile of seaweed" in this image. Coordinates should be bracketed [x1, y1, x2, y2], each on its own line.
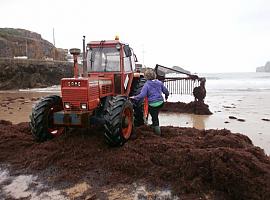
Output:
[0, 120, 269, 199]
[161, 101, 213, 115]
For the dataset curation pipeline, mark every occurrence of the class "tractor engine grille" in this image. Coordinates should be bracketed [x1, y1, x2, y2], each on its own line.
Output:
[101, 85, 112, 95]
[62, 88, 88, 110]
[89, 86, 99, 100]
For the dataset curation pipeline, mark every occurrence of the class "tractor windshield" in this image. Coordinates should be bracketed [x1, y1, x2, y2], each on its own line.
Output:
[87, 47, 120, 72]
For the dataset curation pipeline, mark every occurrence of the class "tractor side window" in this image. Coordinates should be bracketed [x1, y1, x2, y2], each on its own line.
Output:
[123, 51, 132, 72]
[87, 47, 120, 72]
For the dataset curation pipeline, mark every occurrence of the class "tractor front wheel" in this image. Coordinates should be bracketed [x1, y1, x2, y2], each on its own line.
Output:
[30, 95, 64, 142]
[104, 96, 134, 146]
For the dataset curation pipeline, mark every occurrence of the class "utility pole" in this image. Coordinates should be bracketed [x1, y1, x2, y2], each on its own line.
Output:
[142, 44, 145, 67]
[53, 28, 56, 60]
[53, 28, 55, 46]
[25, 39, 28, 58]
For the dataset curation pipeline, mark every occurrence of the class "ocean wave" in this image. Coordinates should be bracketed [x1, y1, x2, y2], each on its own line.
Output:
[204, 77, 221, 80]
[207, 88, 270, 93]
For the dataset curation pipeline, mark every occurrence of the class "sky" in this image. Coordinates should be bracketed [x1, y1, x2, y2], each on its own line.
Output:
[1, 0, 270, 73]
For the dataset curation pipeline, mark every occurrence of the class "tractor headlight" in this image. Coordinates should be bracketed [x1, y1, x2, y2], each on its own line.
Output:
[64, 102, 70, 109]
[80, 103, 87, 110]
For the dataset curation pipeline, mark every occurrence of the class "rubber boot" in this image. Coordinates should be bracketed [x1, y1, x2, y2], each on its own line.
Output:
[148, 124, 154, 128]
[153, 126, 161, 135]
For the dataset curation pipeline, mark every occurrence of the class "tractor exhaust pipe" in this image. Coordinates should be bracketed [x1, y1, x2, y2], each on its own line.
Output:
[82, 36, 87, 77]
[70, 48, 81, 78]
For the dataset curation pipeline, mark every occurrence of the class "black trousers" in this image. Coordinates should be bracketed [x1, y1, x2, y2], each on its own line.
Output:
[149, 103, 164, 126]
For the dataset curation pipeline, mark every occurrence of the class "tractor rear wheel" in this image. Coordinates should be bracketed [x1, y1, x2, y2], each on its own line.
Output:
[30, 95, 64, 142]
[104, 96, 134, 146]
[130, 77, 148, 126]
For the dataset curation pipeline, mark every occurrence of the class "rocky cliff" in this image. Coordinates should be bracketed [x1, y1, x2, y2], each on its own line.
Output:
[0, 28, 74, 90]
[0, 58, 73, 89]
[0, 28, 66, 60]
[256, 61, 270, 72]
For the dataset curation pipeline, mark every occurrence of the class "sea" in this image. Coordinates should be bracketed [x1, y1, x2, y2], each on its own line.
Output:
[20, 72, 270, 94]
[202, 72, 270, 93]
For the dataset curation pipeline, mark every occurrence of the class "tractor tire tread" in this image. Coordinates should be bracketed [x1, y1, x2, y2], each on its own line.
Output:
[130, 77, 147, 126]
[29, 95, 62, 142]
[103, 96, 133, 146]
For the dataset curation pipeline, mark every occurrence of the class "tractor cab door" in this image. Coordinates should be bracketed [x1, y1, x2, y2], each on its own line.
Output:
[122, 45, 135, 96]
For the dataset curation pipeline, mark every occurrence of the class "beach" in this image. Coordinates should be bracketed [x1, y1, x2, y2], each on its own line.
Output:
[1, 72, 269, 154]
[1, 90, 269, 156]
[1, 0, 270, 197]
[0, 72, 270, 199]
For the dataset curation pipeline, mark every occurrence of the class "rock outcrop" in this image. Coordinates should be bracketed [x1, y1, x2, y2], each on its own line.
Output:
[256, 61, 270, 72]
[0, 58, 73, 89]
[0, 28, 66, 60]
[172, 66, 191, 74]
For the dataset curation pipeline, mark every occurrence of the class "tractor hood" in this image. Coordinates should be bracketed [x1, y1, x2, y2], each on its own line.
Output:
[90, 77, 113, 98]
[61, 76, 113, 111]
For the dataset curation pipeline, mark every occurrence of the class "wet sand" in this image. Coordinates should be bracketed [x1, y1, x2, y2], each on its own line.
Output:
[0, 90, 60, 124]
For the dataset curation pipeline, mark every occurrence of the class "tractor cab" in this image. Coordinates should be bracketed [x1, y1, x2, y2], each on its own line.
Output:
[59, 38, 138, 113]
[86, 40, 137, 95]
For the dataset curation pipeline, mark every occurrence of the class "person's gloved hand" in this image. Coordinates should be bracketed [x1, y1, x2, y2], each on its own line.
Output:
[129, 96, 136, 101]
[165, 95, 168, 101]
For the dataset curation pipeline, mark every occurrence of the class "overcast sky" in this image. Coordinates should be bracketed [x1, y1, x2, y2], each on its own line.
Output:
[1, 0, 270, 73]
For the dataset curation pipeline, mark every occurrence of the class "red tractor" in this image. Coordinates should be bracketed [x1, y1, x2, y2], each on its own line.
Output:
[30, 37, 148, 146]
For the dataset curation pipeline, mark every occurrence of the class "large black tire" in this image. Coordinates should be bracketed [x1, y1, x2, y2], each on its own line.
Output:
[130, 77, 148, 126]
[29, 95, 64, 142]
[104, 96, 134, 146]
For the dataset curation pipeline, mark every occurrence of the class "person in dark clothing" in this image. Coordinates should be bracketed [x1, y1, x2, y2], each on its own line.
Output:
[130, 68, 169, 135]
[193, 78, 206, 102]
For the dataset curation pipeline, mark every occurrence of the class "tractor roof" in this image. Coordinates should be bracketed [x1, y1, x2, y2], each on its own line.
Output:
[87, 40, 128, 47]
